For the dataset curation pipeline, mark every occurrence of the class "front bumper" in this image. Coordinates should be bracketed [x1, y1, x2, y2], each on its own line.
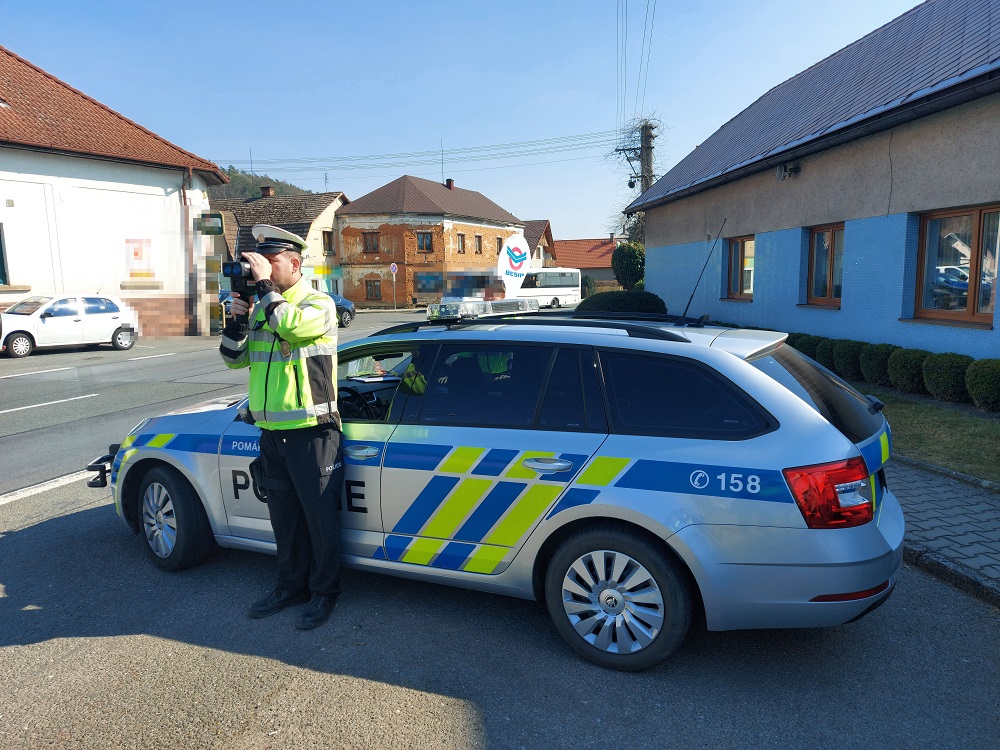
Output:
[85, 443, 120, 488]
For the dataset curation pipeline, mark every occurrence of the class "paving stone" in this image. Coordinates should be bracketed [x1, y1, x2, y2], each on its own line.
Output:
[960, 555, 1000, 571]
[955, 543, 995, 556]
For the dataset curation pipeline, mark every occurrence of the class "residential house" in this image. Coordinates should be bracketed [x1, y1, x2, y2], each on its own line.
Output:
[552, 237, 617, 283]
[523, 219, 555, 267]
[336, 175, 523, 307]
[212, 187, 349, 294]
[0, 45, 226, 335]
[628, 0, 1000, 358]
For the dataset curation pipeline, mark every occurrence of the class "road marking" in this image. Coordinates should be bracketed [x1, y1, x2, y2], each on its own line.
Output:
[0, 470, 93, 507]
[0, 393, 99, 414]
[127, 353, 177, 361]
[0, 367, 73, 379]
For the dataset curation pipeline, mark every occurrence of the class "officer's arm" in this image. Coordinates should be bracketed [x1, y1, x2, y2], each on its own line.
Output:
[219, 314, 250, 368]
[255, 280, 335, 342]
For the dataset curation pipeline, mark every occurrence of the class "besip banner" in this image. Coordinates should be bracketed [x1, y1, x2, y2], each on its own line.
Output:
[497, 234, 530, 297]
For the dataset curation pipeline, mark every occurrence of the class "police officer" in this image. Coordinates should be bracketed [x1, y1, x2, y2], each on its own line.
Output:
[220, 224, 343, 630]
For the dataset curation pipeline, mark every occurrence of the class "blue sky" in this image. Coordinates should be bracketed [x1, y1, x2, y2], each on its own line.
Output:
[3, 0, 920, 238]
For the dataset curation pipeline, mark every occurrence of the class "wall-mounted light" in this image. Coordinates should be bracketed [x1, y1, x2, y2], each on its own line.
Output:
[775, 163, 802, 181]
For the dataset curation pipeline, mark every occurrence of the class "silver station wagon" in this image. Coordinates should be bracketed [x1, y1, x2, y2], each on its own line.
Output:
[88, 310, 904, 670]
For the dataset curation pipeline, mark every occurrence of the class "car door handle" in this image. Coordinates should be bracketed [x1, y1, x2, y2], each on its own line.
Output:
[522, 457, 573, 473]
[112, 315, 119, 319]
[345, 445, 380, 460]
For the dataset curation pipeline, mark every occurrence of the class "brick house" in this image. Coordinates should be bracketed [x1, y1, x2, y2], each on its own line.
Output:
[628, 0, 999, 358]
[336, 175, 523, 307]
[0, 45, 226, 335]
[213, 187, 349, 294]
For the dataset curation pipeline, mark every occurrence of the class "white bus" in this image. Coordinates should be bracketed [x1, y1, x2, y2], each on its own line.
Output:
[516, 267, 581, 308]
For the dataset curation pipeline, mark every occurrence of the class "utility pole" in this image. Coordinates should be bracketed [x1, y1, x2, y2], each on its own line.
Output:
[640, 119, 656, 192]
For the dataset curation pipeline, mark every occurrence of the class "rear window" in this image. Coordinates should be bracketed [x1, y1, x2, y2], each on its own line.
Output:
[750, 345, 883, 443]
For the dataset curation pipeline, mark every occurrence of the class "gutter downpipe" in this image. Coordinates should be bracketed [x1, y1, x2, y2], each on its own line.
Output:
[181, 167, 199, 335]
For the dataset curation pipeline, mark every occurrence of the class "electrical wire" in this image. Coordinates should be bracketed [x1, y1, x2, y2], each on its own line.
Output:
[638, 0, 657, 118]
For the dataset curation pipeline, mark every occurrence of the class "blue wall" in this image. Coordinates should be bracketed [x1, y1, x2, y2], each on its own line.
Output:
[646, 212, 1000, 358]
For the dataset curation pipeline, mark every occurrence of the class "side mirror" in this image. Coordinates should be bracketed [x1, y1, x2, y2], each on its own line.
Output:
[40, 311, 53, 319]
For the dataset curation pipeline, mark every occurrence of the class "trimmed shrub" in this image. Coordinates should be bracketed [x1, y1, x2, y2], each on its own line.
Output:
[783, 332, 805, 348]
[888, 348, 932, 393]
[966, 359, 1000, 411]
[859, 343, 900, 386]
[795, 334, 823, 359]
[832, 340, 866, 381]
[633, 279, 645, 291]
[575, 290, 667, 314]
[922, 353, 974, 402]
[814, 338, 838, 370]
[581, 274, 597, 299]
[611, 241, 645, 290]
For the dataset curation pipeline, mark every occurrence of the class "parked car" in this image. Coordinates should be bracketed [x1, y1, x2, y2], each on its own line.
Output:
[1, 295, 138, 358]
[86, 307, 902, 670]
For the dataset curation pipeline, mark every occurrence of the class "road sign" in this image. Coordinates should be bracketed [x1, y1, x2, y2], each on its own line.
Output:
[389, 263, 398, 309]
[389, 262, 398, 275]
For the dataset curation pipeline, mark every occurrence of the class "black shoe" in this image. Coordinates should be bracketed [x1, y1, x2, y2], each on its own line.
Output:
[296, 594, 339, 630]
[247, 588, 309, 619]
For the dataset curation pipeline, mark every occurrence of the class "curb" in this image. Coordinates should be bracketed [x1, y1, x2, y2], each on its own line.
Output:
[892, 454, 1000, 495]
[904, 541, 1000, 608]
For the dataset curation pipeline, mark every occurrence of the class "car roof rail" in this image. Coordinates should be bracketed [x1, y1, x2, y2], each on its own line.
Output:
[373, 314, 691, 342]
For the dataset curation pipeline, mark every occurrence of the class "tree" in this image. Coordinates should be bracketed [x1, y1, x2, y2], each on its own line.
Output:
[207, 166, 312, 200]
[612, 241, 645, 290]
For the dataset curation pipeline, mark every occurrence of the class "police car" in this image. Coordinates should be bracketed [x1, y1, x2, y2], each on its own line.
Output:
[88, 307, 903, 671]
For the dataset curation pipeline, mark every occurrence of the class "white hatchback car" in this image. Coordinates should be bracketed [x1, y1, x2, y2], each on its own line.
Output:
[1, 295, 138, 357]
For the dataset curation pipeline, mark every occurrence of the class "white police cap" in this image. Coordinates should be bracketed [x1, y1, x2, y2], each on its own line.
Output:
[251, 224, 309, 257]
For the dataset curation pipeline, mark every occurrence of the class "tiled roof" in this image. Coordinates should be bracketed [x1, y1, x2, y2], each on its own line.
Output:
[552, 238, 615, 269]
[628, 0, 1000, 212]
[212, 192, 347, 257]
[0, 45, 225, 185]
[339, 175, 521, 225]
[523, 219, 550, 250]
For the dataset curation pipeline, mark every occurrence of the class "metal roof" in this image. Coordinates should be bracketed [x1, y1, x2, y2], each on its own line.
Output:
[627, 0, 1000, 213]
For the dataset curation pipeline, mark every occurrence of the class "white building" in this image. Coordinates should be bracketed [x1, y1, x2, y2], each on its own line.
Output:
[0, 45, 225, 336]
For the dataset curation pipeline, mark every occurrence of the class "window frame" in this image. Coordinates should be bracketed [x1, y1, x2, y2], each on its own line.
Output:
[457, 233, 466, 254]
[365, 279, 382, 300]
[727, 236, 755, 300]
[474, 235, 483, 254]
[496, 237, 503, 254]
[915, 204, 998, 324]
[322, 231, 335, 256]
[362, 232, 380, 254]
[807, 224, 845, 307]
[416, 231, 433, 253]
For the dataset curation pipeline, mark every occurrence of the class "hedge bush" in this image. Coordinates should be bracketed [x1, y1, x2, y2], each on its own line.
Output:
[814, 338, 837, 370]
[888, 348, 932, 393]
[965, 358, 1000, 411]
[832, 340, 866, 380]
[859, 343, 900, 386]
[574, 290, 667, 314]
[795, 334, 823, 359]
[922, 353, 974, 402]
[581, 274, 597, 299]
[784, 332, 805, 348]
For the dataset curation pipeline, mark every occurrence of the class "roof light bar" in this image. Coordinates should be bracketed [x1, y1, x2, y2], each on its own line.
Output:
[427, 298, 540, 322]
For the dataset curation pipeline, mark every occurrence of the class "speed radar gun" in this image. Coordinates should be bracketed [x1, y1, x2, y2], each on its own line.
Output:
[222, 259, 254, 323]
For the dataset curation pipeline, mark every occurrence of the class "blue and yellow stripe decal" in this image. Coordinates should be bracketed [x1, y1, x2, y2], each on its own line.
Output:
[111, 432, 220, 483]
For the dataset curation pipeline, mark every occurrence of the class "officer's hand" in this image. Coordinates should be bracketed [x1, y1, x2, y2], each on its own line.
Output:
[242, 251, 272, 282]
[229, 293, 251, 318]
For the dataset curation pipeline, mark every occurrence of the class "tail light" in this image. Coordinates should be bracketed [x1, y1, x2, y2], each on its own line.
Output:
[783, 457, 873, 529]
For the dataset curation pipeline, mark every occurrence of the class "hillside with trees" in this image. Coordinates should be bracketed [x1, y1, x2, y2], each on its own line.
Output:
[208, 166, 312, 200]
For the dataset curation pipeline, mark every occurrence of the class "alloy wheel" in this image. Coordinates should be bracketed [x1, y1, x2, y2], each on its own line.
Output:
[142, 482, 177, 558]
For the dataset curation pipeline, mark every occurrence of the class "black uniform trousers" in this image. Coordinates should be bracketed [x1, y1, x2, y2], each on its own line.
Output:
[259, 424, 344, 597]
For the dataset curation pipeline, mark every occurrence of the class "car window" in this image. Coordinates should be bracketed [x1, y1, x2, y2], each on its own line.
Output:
[337, 345, 430, 423]
[83, 297, 120, 314]
[599, 350, 772, 439]
[47, 298, 80, 317]
[417, 343, 552, 428]
[5, 296, 51, 315]
[537, 347, 607, 432]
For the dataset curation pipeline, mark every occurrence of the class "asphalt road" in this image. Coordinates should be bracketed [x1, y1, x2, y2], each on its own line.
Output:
[1, 479, 998, 749]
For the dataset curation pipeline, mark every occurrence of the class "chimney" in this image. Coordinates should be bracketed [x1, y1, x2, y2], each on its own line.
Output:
[445, 178, 454, 190]
[260, 186, 275, 198]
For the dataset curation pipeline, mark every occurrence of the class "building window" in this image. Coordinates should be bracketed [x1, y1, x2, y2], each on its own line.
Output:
[417, 232, 433, 253]
[475, 235, 483, 254]
[917, 205, 998, 323]
[496, 237, 503, 254]
[457, 233, 466, 254]
[323, 231, 335, 256]
[0, 225, 8, 285]
[362, 232, 380, 254]
[727, 236, 755, 299]
[808, 225, 844, 306]
[365, 280, 382, 300]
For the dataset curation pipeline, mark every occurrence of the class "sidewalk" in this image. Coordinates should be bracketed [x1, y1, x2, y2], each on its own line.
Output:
[886, 461, 1000, 607]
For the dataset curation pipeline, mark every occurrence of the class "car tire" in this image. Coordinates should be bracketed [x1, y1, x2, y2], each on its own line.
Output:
[544, 525, 692, 671]
[112, 327, 135, 350]
[339, 309, 353, 328]
[551, 297, 560, 309]
[138, 466, 214, 572]
[5, 333, 33, 358]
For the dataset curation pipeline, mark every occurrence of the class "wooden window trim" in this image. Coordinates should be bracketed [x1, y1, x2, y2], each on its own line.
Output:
[362, 232, 380, 254]
[496, 237, 503, 254]
[727, 236, 755, 300]
[365, 280, 382, 300]
[807, 224, 844, 307]
[457, 233, 466, 254]
[474, 235, 483, 254]
[915, 203, 999, 325]
[416, 231, 434, 254]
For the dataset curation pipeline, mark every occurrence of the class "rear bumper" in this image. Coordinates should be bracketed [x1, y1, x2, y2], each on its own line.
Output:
[672, 488, 905, 631]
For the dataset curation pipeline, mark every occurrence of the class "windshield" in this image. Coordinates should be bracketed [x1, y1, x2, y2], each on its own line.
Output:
[750, 344, 883, 443]
[5, 296, 52, 315]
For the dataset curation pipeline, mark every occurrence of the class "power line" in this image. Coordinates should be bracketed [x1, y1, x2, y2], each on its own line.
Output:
[638, 0, 658, 118]
[633, 0, 651, 121]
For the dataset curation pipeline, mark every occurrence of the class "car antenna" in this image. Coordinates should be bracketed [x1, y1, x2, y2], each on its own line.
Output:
[677, 217, 727, 326]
